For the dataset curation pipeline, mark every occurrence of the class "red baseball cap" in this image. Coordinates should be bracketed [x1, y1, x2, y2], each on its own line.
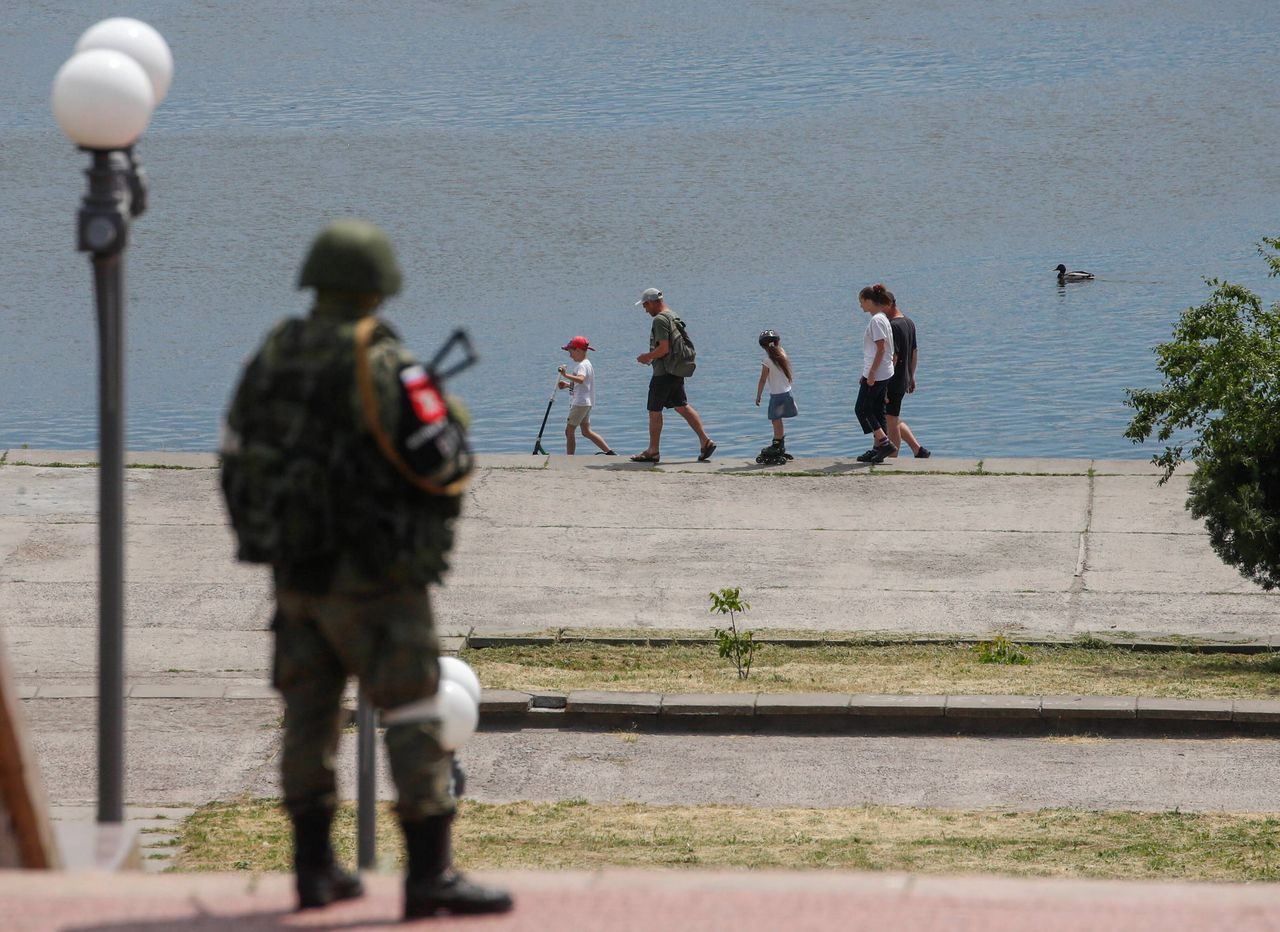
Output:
[562, 336, 595, 351]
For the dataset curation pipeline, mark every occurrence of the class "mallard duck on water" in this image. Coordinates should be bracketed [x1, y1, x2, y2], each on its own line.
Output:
[1055, 263, 1094, 284]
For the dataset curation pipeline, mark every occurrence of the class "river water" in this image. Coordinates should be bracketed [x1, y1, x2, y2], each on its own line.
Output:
[3, 1, 1278, 458]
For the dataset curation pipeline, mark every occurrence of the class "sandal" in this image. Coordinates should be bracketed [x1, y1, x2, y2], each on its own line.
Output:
[697, 441, 717, 462]
[630, 451, 660, 463]
[595, 450, 618, 456]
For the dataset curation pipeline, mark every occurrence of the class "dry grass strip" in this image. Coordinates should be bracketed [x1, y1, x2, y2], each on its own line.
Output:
[177, 798, 1280, 882]
[461, 642, 1280, 699]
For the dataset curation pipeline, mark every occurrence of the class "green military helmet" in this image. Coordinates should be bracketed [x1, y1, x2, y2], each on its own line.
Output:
[298, 219, 403, 297]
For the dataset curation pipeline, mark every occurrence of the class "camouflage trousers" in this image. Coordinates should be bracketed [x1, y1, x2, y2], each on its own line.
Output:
[272, 581, 454, 820]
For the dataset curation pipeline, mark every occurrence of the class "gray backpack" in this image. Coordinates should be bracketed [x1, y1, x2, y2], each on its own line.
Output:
[662, 312, 697, 378]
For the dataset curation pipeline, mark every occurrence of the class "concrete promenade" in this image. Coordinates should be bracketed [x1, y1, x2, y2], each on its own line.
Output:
[6, 868, 1280, 932]
[1, 450, 1273, 690]
[8, 449, 1278, 819]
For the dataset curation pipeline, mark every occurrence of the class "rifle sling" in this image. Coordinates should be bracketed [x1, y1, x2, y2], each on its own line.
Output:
[353, 316, 470, 497]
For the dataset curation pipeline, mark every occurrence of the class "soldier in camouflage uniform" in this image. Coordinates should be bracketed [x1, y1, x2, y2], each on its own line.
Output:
[220, 220, 512, 918]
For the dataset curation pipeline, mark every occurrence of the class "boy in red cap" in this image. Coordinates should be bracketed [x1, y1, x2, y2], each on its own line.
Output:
[558, 336, 615, 455]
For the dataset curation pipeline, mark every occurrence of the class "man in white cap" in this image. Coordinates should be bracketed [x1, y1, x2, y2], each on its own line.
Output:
[631, 287, 716, 463]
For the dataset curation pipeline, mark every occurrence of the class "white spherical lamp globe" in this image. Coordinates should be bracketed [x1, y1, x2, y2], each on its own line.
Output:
[52, 49, 154, 149]
[435, 679, 479, 751]
[75, 18, 173, 104]
[440, 657, 482, 706]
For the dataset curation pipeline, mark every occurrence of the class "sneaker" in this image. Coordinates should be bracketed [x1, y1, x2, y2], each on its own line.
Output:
[915, 447, 931, 459]
[867, 442, 895, 464]
[855, 447, 879, 463]
[886, 447, 899, 458]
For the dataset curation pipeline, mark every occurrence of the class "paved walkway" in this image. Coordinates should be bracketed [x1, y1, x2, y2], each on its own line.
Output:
[6, 452, 1278, 874]
[1, 451, 1273, 688]
[453, 730, 1280, 813]
[6, 869, 1280, 931]
[22, 694, 1280, 813]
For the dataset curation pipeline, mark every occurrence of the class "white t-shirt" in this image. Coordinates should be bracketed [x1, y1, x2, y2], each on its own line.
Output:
[567, 358, 594, 407]
[763, 355, 792, 395]
[862, 313, 896, 381]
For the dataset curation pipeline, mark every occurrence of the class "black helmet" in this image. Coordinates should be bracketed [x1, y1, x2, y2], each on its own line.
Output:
[758, 329, 780, 347]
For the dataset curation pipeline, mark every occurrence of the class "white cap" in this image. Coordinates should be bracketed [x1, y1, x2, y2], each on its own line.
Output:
[635, 287, 663, 306]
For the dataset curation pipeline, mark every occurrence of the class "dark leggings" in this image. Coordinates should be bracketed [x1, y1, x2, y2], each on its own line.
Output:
[854, 377, 889, 435]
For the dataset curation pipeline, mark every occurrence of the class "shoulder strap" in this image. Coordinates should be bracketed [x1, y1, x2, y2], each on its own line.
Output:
[353, 316, 470, 497]
[655, 310, 675, 342]
[664, 311, 694, 348]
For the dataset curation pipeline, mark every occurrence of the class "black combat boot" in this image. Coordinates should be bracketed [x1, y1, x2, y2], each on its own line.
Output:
[401, 813, 514, 918]
[292, 807, 365, 910]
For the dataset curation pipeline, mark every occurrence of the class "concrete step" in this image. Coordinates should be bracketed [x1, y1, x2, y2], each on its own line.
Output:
[48, 806, 195, 874]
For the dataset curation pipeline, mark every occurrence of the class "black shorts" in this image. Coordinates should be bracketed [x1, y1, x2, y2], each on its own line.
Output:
[647, 373, 688, 412]
[886, 389, 906, 417]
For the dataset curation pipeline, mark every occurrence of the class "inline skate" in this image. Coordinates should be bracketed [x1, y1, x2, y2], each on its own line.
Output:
[756, 437, 793, 466]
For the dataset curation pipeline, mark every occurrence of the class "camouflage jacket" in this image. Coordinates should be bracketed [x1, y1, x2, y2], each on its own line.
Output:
[220, 295, 472, 591]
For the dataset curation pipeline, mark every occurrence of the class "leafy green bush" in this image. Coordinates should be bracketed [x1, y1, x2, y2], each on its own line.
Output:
[1125, 237, 1280, 589]
[974, 635, 1031, 665]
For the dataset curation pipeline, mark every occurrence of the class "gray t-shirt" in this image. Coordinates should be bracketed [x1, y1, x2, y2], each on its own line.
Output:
[649, 311, 681, 374]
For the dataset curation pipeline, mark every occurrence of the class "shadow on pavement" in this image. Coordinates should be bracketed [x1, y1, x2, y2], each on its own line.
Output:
[66, 913, 407, 932]
[714, 461, 871, 475]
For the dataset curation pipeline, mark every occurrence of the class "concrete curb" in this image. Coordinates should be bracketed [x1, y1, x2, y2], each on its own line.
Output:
[457, 631, 1280, 654]
[2, 449, 218, 469]
[477, 689, 1280, 735]
[2, 451, 1175, 476]
[19, 683, 1280, 734]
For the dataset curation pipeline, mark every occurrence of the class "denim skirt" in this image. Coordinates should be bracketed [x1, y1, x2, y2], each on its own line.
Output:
[767, 391, 798, 419]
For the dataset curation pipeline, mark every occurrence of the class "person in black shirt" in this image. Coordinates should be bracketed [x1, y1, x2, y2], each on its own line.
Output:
[884, 289, 930, 458]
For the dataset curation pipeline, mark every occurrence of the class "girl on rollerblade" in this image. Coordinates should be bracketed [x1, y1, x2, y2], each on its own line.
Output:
[754, 330, 797, 465]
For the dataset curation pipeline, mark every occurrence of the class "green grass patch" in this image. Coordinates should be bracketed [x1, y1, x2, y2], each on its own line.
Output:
[175, 798, 1280, 882]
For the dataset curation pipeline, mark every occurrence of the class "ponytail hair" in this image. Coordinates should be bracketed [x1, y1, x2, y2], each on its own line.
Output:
[858, 282, 896, 309]
[765, 341, 794, 384]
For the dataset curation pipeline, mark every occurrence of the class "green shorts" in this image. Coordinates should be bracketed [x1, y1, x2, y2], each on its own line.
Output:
[272, 583, 453, 819]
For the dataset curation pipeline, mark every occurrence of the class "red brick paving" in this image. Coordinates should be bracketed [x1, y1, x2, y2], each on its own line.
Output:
[4, 869, 1279, 931]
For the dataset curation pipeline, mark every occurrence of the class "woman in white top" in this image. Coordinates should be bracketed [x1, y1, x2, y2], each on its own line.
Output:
[754, 330, 797, 464]
[854, 283, 896, 463]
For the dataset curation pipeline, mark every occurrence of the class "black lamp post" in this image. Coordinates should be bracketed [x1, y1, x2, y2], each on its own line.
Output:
[52, 19, 172, 826]
[82, 147, 146, 825]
